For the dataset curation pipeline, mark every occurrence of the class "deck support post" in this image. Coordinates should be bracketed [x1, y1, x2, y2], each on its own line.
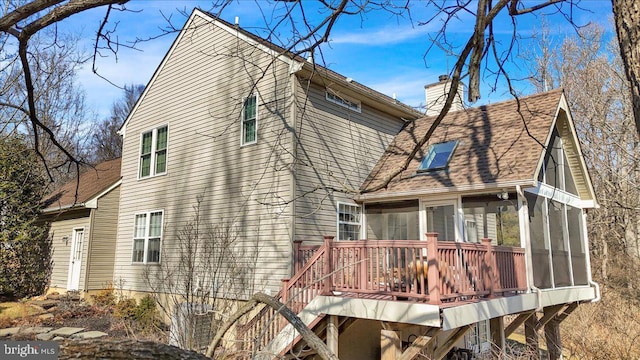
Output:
[322, 235, 334, 295]
[545, 317, 562, 360]
[490, 316, 505, 357]
[524, 313, 539, 358]
[381, 329, 402, 360]
[327, 315, 339, 357]
[504, 311, 534, 337]
[426, 233, 440, 305]
[293, 240, 303, 272]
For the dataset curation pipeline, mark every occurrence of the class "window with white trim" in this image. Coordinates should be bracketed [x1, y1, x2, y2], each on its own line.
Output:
[326, 91, 361, 113]
[242, 94, 257, 145]
[139, 125, 168, 178]
[337, 203, 361, 240]
[132, 211, 163, 263]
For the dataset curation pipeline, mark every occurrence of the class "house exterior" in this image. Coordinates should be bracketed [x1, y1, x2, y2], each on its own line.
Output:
[41, 158, 121, 295]
[242, 88, 599, 360]
[110, 8, 598, 360]
[114, 9, 421, 298]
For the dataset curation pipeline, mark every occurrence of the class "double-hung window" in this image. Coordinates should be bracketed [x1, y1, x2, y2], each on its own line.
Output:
[242, 94, 257, 145]
[337, 203, 361, 240]
[132, 211, 163, 264]
[139, 125, 168, 178]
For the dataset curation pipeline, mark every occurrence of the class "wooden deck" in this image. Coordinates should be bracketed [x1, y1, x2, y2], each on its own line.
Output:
[239, 233, 528, 352]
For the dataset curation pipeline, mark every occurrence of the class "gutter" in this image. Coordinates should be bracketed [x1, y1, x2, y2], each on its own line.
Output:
[42, 203, 85, 214]
[295, 61, 422, 121]
[357, 179, 536, 202]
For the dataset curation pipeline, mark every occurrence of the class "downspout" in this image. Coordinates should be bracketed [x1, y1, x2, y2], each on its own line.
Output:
[516, 185, 543, 311]
[84, 208, 97, 294]
[288, 67, 299, 279]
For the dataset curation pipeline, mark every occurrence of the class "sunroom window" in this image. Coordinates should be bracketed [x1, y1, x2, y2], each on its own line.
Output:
[419, 140, 458, 171]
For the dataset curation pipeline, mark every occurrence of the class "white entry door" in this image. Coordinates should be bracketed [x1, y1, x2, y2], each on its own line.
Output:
[67, 228, 84, 290]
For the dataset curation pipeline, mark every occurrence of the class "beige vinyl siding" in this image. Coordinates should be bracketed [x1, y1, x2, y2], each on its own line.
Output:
[86, 185, 120, 290]
[556, 110, 592, 200]
[293, 80, 405, 243]
[115, 14, 294, 295]
[48, 209, 91, 290]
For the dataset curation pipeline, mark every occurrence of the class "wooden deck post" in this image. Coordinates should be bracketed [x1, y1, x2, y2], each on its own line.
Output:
[293, 240, 303, 272]
[490, 316, 506, 357]
[524, 313, 539, 358]
[426, 232, 441, 305]
[281, 278, 290, 328]
[545, 318, 562, 360]
[322, 235, 334, 295]
[482, 238, 495, 297]
[381, 329, 401, 360]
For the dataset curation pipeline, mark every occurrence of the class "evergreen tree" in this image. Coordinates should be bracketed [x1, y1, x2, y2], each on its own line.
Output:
[0, 136, 52, 299]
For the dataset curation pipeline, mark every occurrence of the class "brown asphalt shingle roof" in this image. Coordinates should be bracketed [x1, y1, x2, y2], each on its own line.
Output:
[360, 89, 564, 197]
[43, 158, 121, 212]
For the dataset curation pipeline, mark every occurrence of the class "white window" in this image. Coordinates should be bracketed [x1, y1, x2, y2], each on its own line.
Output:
[139, 125, 168, 178]
[337, 203, 361, 240]
[242, 94, 257, 145]
[326, 91, 361, 113]
[132, 210, 163, 263]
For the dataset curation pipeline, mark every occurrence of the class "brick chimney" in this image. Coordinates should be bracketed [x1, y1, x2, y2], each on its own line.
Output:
[424, 75, 464, 116]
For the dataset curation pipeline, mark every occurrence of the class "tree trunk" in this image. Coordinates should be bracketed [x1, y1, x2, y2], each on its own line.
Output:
[59, 339, 210, 359]
[612, 0, 640, 137]
[208, 292, 339, 360]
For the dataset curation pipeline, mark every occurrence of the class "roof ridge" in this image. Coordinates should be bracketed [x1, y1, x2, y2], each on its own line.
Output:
[196, 8, 422, 117]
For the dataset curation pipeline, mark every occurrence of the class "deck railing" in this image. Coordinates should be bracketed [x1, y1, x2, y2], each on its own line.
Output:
[238, 234, 527, 353]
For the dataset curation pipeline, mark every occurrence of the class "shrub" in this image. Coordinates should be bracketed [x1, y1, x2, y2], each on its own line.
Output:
[134, 294, 158, 327]
[91, 285, 116, 307]
[114, 298, 137, 320]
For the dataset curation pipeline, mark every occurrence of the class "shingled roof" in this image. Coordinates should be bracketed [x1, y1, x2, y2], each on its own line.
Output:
[359, 90, 565, 199]
[43, 158, 121, 213]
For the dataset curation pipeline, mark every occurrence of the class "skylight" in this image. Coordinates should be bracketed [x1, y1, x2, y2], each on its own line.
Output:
[419, 140, 458, 171]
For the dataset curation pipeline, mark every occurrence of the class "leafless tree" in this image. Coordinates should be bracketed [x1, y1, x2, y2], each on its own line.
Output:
[143, 194, 261, 353]
[526, 23, 640, 290]
[0, 29, 92, 185]
[3, 0, 640, 184]
[90, 83, 144, 163]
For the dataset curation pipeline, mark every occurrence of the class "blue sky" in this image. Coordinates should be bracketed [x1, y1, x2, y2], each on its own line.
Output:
[60, 0, 615, 119]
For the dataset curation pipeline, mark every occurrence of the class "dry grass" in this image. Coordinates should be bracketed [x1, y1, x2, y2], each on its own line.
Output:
[562, 287, 640, 360]
[0, 302, 44, 320]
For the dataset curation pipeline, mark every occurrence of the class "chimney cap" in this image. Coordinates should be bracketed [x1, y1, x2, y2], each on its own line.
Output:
[438, 74, 450, 82]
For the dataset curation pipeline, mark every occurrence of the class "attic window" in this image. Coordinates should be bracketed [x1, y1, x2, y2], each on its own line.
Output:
[418, 140, 458, 172]
[326, 91, 361, 113]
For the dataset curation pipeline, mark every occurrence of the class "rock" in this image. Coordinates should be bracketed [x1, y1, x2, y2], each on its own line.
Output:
[72, 331, 108, 339]
[0, 327, 20, 337]
[46, 293, 61, 300]
[53, 336, 65, 341]
[21, 327, 54, 335]
[49, 327, 85, 336]
[47, 306, 58, 313]
[38, 313, 54, 320]
[36, 332, 55, 341]
[31, 300, 59, 309]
